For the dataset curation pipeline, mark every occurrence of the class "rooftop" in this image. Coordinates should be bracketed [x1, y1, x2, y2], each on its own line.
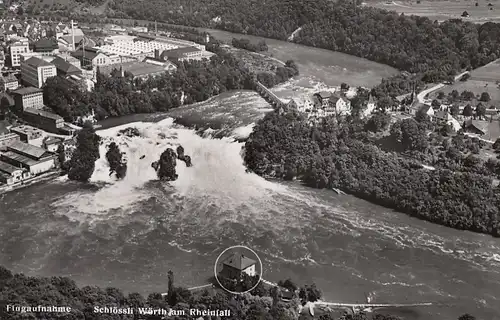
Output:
[34, 38, 58, 51]
[51, 56, 82, 74]
[8, 141, 51, 159]
[222, 253, 256, 271]
[12, 87, 43, 96]
[23, 56, 54, 68]
[0, 160, 22, 174]
[23, 108, 63, 121]
[10, 124, 41, 134]
[163, 46, 201, 58]
[101, 61, 166, 77]
[2, 150, 38, 166]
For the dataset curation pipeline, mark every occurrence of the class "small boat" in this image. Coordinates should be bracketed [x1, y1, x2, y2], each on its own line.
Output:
[140, 155, 145, 159]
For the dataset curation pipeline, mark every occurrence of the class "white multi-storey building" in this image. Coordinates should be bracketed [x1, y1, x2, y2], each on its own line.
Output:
[21, 57, 57, 88]
[10, 38, 29, 67]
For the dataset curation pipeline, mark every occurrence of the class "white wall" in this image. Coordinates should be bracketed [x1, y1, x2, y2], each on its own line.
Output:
[29, 158, 55, 175]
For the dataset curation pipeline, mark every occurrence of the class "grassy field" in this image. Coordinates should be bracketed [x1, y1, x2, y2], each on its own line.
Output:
[366, 0, 500, 23]
[428, 59, 500, 106]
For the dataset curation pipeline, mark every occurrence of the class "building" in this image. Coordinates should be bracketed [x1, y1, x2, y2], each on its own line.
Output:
[434, 110, 462, 132]
[33, 38, 59, 55]
[42, 136, 64, 152]
[220, 253, 257, 279]
[71, 47, 118, 69]
[464, 119, 488, 135]
[22, 108, 64, 132]
[100, 61, 167, 80]
[0, 74, 19, 91]
[0, 160, 27, 185]
[312, 91, 350, 117]
[0, 132, 20, 150]
[21, 56, 57, 88]
[162, 46, 203, 62]
[51, 56, 82, 77]
[10, 38, 29, 67]
[0, 51, 5, 69]
[10, 125, 43, 142]
[12, 87, 44, 110]
[1, 141, 56, 175]
[281, 290, 294, 302]
[363, 94, 377, 118]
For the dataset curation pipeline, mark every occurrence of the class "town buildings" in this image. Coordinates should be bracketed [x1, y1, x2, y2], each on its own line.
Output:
[10, 125, 43, 142]
[51, 56, 82, 77]
[23, 108, 64, 133]
[12, 87, 44, 110]
[162, 46, 204, 62]
[10, 38, 29, 67]
[42, 136, 64, 152]
[0, 132, 20, 150]
[1, 141, 56, 175]
[33, 38, 59, 55]
[21, 56, 57, 88]
[0, 160, 28, 185]
[0, 74, 19, 91]
[311, 91, 351, 117]
[220, 253, 257, 279]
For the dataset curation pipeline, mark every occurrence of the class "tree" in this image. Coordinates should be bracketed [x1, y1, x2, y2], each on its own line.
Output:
[156, 148, 178, 181]
[365, 111, 391, 132]
[340, 83, 350, 91]
[493, 138, 500, 152]
[106, 142, 127, 179]
[437, 91, 445, 99]
[431, 99, 441, 108]
[67, 124, 100, 182]
[476, 103, 487, 119]
[450, 103, 460, 116]
[480, 92, 491, 102]
[458, 314, 476, 320]
[462, 10, 469, 17]
[391, 118, 428, 151]
[463, 104, 473, 117]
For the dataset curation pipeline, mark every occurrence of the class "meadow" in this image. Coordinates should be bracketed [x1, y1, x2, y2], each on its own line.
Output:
[367, 0, 500, 23]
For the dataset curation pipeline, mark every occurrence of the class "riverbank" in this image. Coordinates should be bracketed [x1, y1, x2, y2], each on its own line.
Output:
[244, 111, 500, 238]
[0, 170, 61, 195]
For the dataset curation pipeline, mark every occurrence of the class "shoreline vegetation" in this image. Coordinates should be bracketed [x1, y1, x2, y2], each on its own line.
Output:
[243, 110, 500, 237]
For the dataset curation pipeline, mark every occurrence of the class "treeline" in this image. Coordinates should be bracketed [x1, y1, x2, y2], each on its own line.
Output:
[232, 38, 268, 52]
[108, 0, 500, 81]
[244, 111, 500, 237]
[43, 43, 296, 122]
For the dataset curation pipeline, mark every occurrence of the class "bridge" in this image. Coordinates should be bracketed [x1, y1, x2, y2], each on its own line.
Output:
[255, 81, 285, 110]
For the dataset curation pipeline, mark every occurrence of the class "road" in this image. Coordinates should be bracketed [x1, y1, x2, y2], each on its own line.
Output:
[416, 71, 469, 104]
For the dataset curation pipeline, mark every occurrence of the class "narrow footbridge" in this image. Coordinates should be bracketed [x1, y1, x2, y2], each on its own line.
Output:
[255, 81, 285, 109]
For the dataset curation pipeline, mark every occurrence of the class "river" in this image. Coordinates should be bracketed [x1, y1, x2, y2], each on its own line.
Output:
[0, 29, 499, 320]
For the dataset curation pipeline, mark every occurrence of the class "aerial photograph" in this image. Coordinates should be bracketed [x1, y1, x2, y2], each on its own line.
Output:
[0, 0, 498, 319]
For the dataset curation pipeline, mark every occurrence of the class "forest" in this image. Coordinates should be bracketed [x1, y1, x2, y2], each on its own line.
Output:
[244, 110, 500, 237]
[106, 0, 500, 82]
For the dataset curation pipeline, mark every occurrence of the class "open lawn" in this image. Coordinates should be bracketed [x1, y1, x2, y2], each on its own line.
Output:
[428, 59, 500, 106]
[366, 0, 500, 23]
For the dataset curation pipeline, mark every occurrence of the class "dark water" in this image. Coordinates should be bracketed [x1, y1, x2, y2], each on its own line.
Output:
[0, 118, 499, 320]
[0, 28, 498, 320]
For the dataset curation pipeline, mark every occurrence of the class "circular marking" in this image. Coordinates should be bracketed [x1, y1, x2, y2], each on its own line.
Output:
[214, 245, 263, 294]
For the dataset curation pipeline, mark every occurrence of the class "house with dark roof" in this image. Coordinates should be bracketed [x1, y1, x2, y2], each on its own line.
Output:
[1, 141, 56, 175]
[220, 253, 257, 279]
[51, 56, 82, 77]
[33, 38, 59, 54]
[22, 107, 64, 133]
[71, 47, 112, 69]
[0, 159, 27, 185]
[464, 119, 488, 135]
